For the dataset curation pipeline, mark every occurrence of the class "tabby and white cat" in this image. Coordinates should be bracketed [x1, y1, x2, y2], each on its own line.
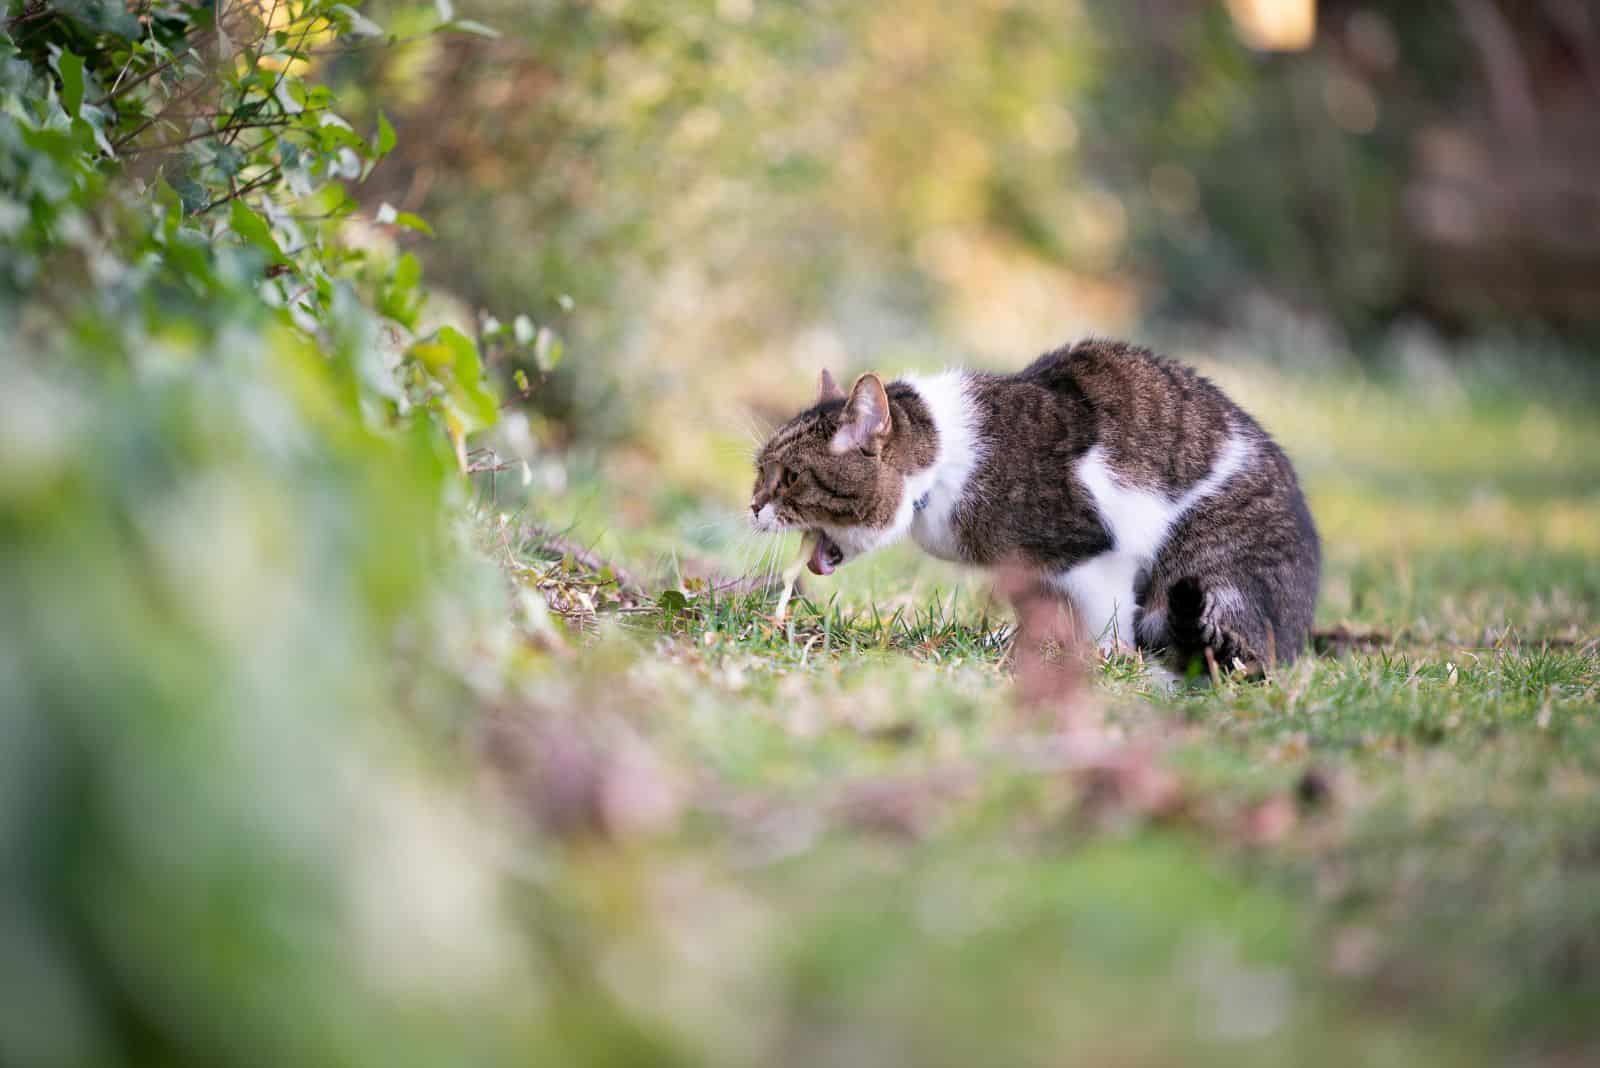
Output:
[751, 339, 1321, 674]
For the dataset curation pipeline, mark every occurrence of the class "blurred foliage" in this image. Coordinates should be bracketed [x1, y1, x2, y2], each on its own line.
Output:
[0, 1, 545, 1061]
[344, 0, 1599, 446]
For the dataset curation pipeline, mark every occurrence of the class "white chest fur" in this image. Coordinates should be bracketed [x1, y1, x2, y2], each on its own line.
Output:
[903, 371, 982, 562]
[1051, 434, 1251, 650]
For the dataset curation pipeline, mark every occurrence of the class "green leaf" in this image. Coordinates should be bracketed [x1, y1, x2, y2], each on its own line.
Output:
[376, 111, 396, 157]
[55, 49, 85, 118]
[394, 251, 421, 291]
[657, 589, 690, 614]
[229, 200, 287, 264]
[379, 251, 425, 328]
[152, 176, 184, 240]
[375, 202, 432, 235]
[79, 111, 115, 157]
[435, 325, 498, 428]
[409, 340, 452, 371]
[316, 121, 368, 155]
[304, 182, 354, 220]
[212, 142, 245, 178]
[391, 211, 433, 236]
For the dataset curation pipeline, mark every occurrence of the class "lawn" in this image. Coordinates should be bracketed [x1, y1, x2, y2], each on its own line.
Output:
[481, 352, 1600, 1066]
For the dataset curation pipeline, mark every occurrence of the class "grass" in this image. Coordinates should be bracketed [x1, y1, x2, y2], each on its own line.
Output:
[483, 356, 1599, 1066]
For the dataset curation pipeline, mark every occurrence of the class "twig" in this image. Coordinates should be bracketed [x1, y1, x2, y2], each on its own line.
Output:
[95, 53, 178, 106]
[247, 13, 331, 146]
[4, 1, 56, 29]
[103, 11, 157, 101]
[520, 522, 645, 595]
[111, 74, 218, 151]
[193, 165, 281, 215]
[303, 31, 441, 57]
[118, 109, 313, 157]
[498, 369, 547, 408]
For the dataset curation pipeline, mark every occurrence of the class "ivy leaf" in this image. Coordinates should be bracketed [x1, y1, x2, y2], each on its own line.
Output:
[391, 211, 432, 236]
[54, 49, 85, 119]
[80, 107, 116, 157]
[315, 116, 368, 155]
[394, 251, 421, 290]
[229, 199, 288, 264]
[410, 328, 498, 433]
[435, 325, 499, 428]
[212, 141, 245, 179]
[379, 251, 424, 328]
[152, 176, 184, 240]
[376, 111, 396, 158]
[162, 154, 207, 215]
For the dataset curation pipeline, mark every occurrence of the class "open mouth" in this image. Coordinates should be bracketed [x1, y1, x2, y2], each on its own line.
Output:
[807, 531, 846, 576]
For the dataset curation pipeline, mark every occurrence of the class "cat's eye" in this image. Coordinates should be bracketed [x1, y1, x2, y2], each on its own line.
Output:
[779, 467, 798, 489]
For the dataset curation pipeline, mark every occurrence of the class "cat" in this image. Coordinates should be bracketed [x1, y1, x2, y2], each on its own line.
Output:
[750, 338, 1321, 677]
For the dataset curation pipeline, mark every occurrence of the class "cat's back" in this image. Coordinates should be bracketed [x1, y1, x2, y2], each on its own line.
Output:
[1006, 339, 1248, 496]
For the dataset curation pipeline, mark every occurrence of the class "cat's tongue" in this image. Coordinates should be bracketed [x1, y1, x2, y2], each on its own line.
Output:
[807, 532, 839, 576]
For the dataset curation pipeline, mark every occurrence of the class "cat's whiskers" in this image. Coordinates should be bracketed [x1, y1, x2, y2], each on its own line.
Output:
[705, 510, 791, 594]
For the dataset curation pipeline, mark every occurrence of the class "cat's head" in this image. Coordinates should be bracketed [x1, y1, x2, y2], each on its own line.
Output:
[750, 370, 917, 575]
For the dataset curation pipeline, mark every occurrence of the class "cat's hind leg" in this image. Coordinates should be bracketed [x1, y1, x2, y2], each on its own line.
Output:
[1164, 575, 1274, 678]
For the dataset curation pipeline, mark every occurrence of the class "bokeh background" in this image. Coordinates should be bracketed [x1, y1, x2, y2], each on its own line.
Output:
[349, 0, 1600, 417]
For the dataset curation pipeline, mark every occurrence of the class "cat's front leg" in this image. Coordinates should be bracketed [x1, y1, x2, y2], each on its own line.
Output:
[1050, 551, 1142, 655]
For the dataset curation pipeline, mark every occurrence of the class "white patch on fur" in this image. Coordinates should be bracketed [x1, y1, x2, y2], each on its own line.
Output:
[812, 370, 983, 567]
[1054, 552, 1142, 649]
[1176, 434, 1252, 516]
[1053, 431, 1253, 652]
[820, 473, 917, 562]
[751, 502, 781, 533]
[903, 370, 983, 562]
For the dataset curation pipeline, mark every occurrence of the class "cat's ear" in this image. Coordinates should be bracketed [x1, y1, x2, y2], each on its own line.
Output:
[817, 368, 846, 404]
[831, 373, 891, 454]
